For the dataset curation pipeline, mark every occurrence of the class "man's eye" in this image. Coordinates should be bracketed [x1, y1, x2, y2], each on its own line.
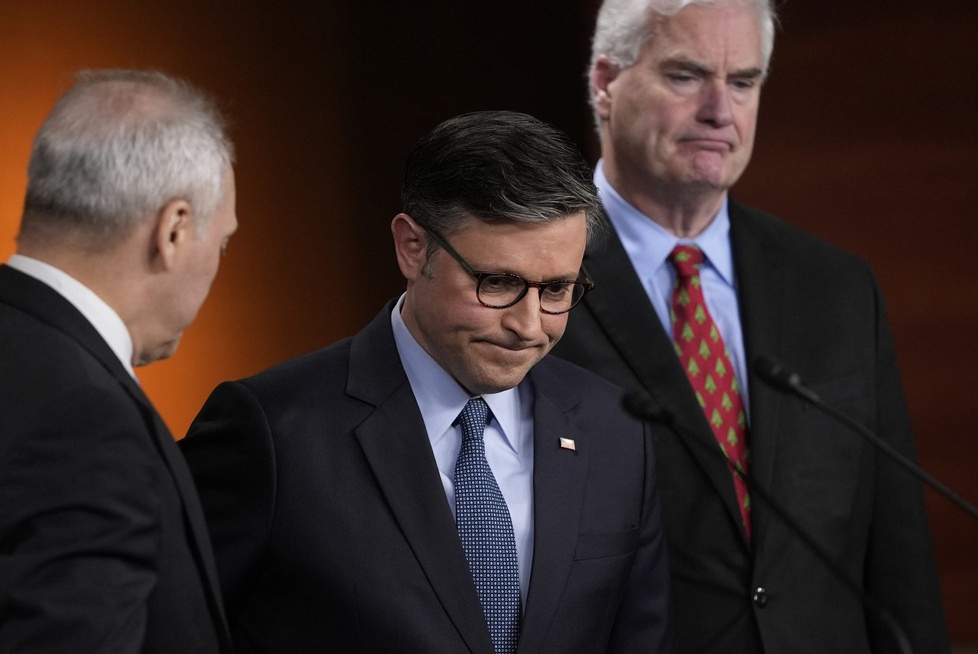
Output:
[541, 283, 571, 300]
[481, 276, 522, 294]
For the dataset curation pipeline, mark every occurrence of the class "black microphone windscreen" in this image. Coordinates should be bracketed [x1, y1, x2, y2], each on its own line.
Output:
[753, 354, 800, 392]
[623, 392, 672, 425]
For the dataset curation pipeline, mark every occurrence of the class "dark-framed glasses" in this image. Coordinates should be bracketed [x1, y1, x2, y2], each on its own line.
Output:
[424, 227, 595, 315]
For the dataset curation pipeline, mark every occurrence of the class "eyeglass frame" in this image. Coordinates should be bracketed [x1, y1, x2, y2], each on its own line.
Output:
[421, 225, 595, 315]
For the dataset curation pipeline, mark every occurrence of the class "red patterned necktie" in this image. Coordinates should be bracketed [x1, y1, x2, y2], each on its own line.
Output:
[668, 244, 751, 539]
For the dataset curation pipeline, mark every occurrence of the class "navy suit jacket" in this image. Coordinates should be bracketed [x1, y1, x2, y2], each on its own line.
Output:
[552, 203, 949, 653]
[0, 265, 231, 652]
[181, 301, 673, 653]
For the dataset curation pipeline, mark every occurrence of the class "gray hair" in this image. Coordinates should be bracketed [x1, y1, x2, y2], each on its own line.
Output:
[21, 69, 234, 249]
[401, 111, 602, 275]
[589, 0, 777, 126]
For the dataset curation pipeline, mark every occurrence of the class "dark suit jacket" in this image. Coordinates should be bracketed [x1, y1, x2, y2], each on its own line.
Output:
[551, 203, 950, 654]
[0, 265, 232, 653]
[180, 301, 673, 653]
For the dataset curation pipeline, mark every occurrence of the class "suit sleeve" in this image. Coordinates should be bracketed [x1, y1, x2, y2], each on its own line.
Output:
[865, 280, 951, 652]
[607, 420, 676, 653]
[0, 386, 161, 653]
[180, 380, 278, 621]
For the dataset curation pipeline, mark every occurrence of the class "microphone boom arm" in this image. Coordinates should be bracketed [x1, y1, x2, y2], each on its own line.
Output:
[754, 354, 978, 523]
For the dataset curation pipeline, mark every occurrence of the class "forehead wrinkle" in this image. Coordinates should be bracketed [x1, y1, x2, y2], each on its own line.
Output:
[451, 243, 583, 284]
[463, 252, 582, 284]
[659, 56, 714, 76]
[730, 66, 764, 80]
[647, 5, 763, 74]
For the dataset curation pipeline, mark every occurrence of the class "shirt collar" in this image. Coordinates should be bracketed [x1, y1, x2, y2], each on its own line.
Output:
[594, 159, 736, 285]
[7, 254, 137, 379]
[390, 294, 523, 453]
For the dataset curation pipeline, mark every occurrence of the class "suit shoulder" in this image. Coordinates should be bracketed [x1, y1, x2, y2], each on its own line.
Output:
[730, 201, 875, 278]
[536, 355, 632, 405]
[0, 319, 159, 494]
[230, 336, 354, 398]
[0, 307, 142, 427]
[1, 303, 100, 376]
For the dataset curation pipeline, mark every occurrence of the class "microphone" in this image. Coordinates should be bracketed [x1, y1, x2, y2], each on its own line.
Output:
[753, 354, 978, 523]
[623, 392, 673, 427]
[624, 391, 913, 654]
[750, 355, 819, 403]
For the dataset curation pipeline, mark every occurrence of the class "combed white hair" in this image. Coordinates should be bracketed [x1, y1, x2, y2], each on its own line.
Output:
[588, 0, 777, 130]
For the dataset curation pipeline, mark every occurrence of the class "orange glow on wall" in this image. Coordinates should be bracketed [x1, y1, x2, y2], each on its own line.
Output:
[0, 0, 370, 437]
[2, 0, 977, 644]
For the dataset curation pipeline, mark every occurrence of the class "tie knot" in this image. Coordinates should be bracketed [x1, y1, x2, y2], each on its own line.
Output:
[459, 397, 489, 443]
[669, 244, 704, 278]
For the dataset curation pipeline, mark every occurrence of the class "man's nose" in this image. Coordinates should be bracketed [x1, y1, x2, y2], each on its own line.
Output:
[697, 79, 734, 128]
[500, 290, 545, 341]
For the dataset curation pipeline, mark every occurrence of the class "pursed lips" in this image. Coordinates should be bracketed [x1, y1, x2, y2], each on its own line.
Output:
[478, 340, 546, 354]
[678, 136, 736, 151]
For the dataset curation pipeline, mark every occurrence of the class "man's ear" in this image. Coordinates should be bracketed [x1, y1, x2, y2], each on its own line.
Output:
[153, 199, 194, 271]
[391, 213, 428, 281]
[591, 55, 620, 121]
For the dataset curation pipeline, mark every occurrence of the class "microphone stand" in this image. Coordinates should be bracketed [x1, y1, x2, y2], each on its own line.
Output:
[753, 354, 978, 523]
[624, 393, 913, 654]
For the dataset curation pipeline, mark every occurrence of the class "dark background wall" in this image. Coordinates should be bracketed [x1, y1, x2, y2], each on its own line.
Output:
[1, 0, 975, 644]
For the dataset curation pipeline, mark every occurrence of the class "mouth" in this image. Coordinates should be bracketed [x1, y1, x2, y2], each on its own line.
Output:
[486, 341, 539, 352]
[679, 137, 734, 152]
[479, 340, 546, 356]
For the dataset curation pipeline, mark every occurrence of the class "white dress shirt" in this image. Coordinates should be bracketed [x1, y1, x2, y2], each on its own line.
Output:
[6, 254, 136, 380]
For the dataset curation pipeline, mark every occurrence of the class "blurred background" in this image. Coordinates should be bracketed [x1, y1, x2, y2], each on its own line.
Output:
[2, 0, 976, 645]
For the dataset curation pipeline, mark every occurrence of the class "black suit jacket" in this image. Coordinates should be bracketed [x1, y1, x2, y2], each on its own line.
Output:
[180, 301, 673, 653]
[0, 265, 232, 653]
[551, 203, 949, 653]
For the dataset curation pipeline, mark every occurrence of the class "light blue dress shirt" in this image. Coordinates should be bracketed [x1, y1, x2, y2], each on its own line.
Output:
[390, 296, 535, 606]
[595, 160, 751, 414]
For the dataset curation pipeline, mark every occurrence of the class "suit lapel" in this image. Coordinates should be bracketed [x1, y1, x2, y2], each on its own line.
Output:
[347, 304, 494, 654]
[145, 411, 233, 651]
[0, 265, 233, 650]
[578, 226, 750, 545]
[517, 363, 590, 652]
[728, 203, 787, 542]
[1, 265, 131, 383]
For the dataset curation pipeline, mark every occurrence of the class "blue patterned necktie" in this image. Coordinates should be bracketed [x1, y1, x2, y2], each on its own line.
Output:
[454, 397, 521, 654]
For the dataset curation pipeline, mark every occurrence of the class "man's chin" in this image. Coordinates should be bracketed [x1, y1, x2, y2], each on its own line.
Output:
[464, 362, 540, 396]
[133, 336, 182, 367]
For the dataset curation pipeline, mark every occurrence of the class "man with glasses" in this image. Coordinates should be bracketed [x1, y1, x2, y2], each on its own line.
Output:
[180, 111, 673, 653]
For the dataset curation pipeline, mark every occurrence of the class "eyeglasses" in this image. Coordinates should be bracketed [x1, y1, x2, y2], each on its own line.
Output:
[423, 227, 595, 315]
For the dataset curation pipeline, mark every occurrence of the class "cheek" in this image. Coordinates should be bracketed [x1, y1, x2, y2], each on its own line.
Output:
[454, 305, 500, 341]
[197, 251, 224, 293]
[543, 315, 569, 345]
[738, 113, 758, 144]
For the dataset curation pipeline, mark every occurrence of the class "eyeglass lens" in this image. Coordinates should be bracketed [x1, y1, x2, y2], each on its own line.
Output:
[477, 274, 586, 313]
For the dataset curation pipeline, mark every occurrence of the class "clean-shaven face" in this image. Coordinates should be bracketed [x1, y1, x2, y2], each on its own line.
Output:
[401, 213, 587, 395]
[597, 2, 764, 200]
[140, 167, 238, 364]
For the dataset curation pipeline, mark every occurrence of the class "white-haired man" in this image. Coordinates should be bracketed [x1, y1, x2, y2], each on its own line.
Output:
[0, 70, 237, 652]
[553, 1, 950, 652]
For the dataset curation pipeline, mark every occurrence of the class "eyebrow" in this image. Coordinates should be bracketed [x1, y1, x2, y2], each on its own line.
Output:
[660, 58, 763, 80]
[486, 268, 584, 284]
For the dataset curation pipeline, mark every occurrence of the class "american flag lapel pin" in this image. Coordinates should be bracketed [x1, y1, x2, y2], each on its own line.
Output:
[559, 437, 576, 451]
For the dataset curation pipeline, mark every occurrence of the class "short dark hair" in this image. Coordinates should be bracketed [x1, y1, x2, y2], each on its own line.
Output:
[401, 111, 601, 269]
